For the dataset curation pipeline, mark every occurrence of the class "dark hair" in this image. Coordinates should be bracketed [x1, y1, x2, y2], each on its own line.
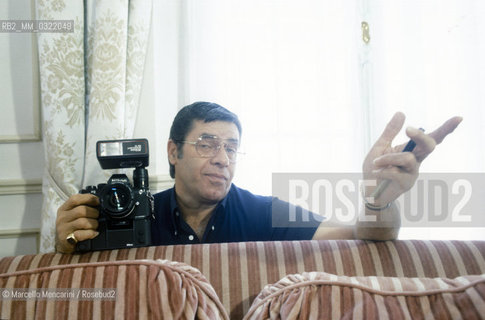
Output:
[169, 101, 242, 178]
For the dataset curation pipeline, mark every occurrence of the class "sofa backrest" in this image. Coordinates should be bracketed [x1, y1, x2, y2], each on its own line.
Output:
[1, 240, 484, 319]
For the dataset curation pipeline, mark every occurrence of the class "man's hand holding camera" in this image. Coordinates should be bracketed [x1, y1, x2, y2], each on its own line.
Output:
[55, 139, 153, 253]
[55, 193, 100, 253]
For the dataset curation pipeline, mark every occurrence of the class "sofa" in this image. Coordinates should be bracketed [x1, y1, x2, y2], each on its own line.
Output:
[1, 240, 484, 319]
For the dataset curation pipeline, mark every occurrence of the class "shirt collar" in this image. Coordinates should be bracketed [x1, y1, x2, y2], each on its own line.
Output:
[170, 184, 232, 219]
[169, 186, 179, 215]
[168, 184, 233, 240]
[171, 184, 232, 209]
[219, 184, 232, 208]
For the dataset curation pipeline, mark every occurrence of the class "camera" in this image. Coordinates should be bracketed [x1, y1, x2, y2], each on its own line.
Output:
[76, 139, 154, 252]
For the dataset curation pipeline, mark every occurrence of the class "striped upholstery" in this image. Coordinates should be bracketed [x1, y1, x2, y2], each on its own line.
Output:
[0, 240, 484, 319]
[244, 272, 485, 319]
[0, 259, 229, 320]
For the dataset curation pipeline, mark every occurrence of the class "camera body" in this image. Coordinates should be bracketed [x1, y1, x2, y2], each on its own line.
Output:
[76, 139, 154, 252]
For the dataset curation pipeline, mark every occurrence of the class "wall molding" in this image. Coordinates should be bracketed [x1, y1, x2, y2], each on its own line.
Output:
[150, 174, 174, 192]
[0, 26, 41, 144]
[0, 228, 41, 254]
[0, 228, 40, 238]
[0, 179, 42, 195]
[0, 134, 42, 143]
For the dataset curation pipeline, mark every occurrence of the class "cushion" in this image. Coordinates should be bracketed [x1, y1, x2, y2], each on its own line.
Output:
[244, 271, 485, 320]
[0, 259, 228, 320]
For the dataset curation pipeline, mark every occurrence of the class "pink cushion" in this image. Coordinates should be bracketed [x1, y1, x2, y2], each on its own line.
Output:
[0, 259, 228, 319]
[244, 271, 485, 319]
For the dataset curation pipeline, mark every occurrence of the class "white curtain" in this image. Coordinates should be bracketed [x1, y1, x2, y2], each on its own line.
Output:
[162, 0, 368, 195]
[366, 0, 485, 239]
[37, 0, 152, 252]
[152, 0, 484, 239]
[367, 0, 485, 172]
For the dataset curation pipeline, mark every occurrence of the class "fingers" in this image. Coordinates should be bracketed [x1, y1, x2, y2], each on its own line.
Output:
[72, 229, 100, 243]
[373, 152, 418, 173]
[58, 217, 98, 243]
[56, 228, 99, 254]
[403, 126, 435, 162]
[55, 217, 99, 254]
[59, 193, 99, 212]
[55, 194, 100, 253]
[72, 217, 99, 231]
[404, 116, 462, 163]
[57, 205, 99, 222]
[428, 116, 463, 145]
[372, 112, 406, 151]
[363, 114, 462, 206]
[57, 195, 99, 224]
[372, 165, 416, 181]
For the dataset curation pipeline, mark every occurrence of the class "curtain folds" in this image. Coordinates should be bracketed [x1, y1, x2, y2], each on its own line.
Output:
[36, 0, 152, 253]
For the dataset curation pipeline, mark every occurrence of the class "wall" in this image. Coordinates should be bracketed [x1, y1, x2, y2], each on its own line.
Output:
[0, 0, 43, 257]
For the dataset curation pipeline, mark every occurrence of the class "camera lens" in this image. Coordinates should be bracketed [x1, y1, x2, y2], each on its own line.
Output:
[99, 183, 135, 218]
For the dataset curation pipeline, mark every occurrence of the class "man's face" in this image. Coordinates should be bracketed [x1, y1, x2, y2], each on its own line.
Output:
[168, 120, 240, 205]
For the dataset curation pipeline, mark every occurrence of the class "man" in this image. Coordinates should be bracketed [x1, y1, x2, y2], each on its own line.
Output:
[55, 102, 462, 253]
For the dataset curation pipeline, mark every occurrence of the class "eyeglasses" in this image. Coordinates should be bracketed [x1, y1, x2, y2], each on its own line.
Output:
[176, 135, 243, 163]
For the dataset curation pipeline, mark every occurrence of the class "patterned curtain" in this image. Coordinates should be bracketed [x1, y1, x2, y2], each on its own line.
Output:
[36, 0, 152, 253]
